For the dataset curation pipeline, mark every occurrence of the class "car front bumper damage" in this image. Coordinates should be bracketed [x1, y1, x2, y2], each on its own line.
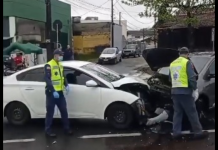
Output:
[131, 98, 151, 125]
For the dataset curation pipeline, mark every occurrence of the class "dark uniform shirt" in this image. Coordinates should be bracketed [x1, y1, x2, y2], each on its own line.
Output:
[44, 63, 68, 95]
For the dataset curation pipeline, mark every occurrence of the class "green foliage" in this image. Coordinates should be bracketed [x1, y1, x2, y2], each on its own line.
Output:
[122, 0, 215, 26]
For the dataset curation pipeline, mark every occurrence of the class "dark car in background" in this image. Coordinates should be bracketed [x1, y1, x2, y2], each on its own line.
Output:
[122, 44, 141, 58]
[141, 48, 215, 129]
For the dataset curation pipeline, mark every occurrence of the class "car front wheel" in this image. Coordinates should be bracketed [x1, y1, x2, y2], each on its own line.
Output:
[6, 102, 30, 125]
[107, 103, 134, 129]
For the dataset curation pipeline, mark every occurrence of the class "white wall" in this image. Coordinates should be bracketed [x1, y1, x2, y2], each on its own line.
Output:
[113, 24, 122, 51]
[81, 20, 127, 39]
[9, 17, 16, 42]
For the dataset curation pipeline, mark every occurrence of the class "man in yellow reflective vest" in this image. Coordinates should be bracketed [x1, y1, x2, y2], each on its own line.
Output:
[44, 49, 72, 137]
[169, 47, 208, 140]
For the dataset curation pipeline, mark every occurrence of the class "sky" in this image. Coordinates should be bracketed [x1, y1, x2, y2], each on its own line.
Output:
[61, 0, 154, 30]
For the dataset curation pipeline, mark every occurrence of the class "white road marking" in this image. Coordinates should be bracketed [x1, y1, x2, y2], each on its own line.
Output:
[79, 133, 142, 139]
[3, 138, 36, 144]
[171, 129, 215, 135]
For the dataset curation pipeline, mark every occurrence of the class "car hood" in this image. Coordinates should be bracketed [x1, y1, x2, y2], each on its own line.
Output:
[99, 54, 116, 58]
[142, 48, 179, 71]
[111, 76, 149, 88]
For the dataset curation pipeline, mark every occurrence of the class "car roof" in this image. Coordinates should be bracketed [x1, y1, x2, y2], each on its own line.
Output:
[32, 60, 91, 68]
[6, 60, 91, 78]
[190, 52, 215, 57]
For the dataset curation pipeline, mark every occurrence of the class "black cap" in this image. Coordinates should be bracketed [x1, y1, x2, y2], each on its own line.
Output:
[53, 49, 63, 55]
[179, 47, 189, 54]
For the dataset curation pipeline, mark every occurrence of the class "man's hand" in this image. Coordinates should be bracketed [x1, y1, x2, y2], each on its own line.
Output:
[65, 85, 70, 95]
[146, 111, 169, 126]
[53, 91, 60, 99]
[192, 89, 199, 101]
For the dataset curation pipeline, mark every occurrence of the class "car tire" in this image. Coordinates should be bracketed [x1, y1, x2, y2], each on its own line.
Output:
[119, 57, 122, 62]
[134, 53, 137, 58]
[114, 58, 117, 64]
[107, 103, 134, 129]
[6, 102, 30, 126]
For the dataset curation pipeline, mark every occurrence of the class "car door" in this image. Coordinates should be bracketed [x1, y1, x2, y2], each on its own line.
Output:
[64, 67, 101, 118]
[17, 68, 58, 117]
[202, 59, 215, 106]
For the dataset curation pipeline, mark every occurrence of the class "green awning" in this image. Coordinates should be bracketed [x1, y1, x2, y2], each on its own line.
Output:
[3, 42, 43, 55]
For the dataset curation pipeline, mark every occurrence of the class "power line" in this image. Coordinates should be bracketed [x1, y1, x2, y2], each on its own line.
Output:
[72, 0, 110, 10]
[116, 1, 148, 24]
[65, 0, 140, 29]
[65, 0, 111, 16]
[81, 0, 110, 16]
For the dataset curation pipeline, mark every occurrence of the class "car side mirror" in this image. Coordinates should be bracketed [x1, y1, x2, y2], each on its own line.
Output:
[86, 80, 98, 87]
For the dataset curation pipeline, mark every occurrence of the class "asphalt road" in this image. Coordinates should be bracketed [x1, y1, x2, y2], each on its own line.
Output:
[101, 56, 146, 75]
[3, 57, 215, 150]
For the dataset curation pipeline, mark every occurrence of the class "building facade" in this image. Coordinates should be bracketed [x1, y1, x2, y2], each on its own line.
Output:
[3, 0, 71, 49]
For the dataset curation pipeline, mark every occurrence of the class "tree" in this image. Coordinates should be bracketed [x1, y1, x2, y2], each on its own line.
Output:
[122, 0, 215, 49]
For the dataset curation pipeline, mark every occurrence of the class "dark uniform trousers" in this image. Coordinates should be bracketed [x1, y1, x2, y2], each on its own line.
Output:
[45, 91, 70, 132]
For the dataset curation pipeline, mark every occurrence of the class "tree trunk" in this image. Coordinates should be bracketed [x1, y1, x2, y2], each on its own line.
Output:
[187, 11, 194, 52]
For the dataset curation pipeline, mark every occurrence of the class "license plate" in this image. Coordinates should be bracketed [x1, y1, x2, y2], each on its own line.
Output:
[125, 53, 129, 55]
[104, 59, 108, 61]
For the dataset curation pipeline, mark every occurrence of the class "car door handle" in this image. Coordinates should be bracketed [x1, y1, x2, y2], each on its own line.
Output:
[25, 87, 34, 90]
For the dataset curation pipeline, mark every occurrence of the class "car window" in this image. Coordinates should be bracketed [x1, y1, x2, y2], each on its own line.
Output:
[209, 60, 215, 74]
[16, 68, 44, 82]
[81, 63, 122, 82]
[64, 68, 95, 86]
[102, 48, 115, 54]
[158, 67, 169, 75]
[190, 56, 210, 73]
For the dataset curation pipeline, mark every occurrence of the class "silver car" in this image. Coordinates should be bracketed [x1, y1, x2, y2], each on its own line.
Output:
[98, 47, 122, 64]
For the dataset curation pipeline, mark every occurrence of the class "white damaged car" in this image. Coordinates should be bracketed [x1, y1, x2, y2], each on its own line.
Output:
[3, 61, 149, 129]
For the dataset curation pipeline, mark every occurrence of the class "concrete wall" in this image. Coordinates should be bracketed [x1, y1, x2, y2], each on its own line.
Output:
[113, 24, 123, 51]
[3, 0, 71, 48]
[81, 20, 127, 38]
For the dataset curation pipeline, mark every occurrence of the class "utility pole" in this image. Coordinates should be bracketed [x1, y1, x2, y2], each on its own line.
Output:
[119, 12, 121, 25]
[45, 0, 53, 61]
[154, 13, 157, 48]
[111, 0, 114, 47]
[142, 28, 145, 42]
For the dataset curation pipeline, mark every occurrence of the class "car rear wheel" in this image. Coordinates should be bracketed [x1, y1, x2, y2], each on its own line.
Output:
[113, 58, 117, 64]
[6, 102, 30, 125]
[107, 103, 134, 129]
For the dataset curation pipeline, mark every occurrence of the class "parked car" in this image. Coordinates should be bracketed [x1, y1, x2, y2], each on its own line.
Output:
[142, 48, 215, 129]
[3, 61, 149, 129]
[122, 44, 141, 58]
[98, 47, 122, 64]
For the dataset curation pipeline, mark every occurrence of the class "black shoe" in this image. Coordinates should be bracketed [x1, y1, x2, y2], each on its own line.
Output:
[45, 132, 56, 137]
[192, 131, 209, 140]
[65, 130, 73, 136]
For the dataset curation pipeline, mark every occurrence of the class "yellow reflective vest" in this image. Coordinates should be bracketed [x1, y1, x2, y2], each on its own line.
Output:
[170, 57, 189, 88]
[46, 59, 65, 91]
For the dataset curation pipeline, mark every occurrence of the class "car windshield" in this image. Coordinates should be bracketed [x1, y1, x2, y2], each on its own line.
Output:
[81, 63, 123, 82]
[102, 48, 115, 54]
[125, 44, 136, 49]
[158, 56, 211, 75]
